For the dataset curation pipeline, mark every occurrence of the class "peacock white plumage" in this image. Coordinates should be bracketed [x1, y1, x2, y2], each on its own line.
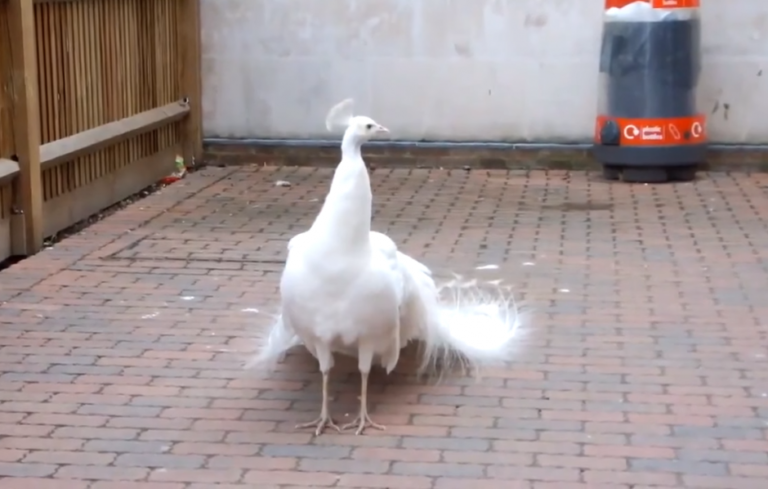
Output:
[248, 99, 526, 436]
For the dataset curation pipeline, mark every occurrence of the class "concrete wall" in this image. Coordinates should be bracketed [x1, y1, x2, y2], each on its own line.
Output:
[200, 0, 768, 143]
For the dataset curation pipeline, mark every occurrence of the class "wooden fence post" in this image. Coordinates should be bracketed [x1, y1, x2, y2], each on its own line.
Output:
[178, 0, 203, 165]
[8, 0, 43, 255]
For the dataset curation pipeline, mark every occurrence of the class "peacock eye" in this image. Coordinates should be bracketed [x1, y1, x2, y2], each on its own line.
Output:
[365, 124, 373, 130]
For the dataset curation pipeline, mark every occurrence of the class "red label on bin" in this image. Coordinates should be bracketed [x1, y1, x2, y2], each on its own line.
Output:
[650, 0, 700, 8]
[605, 0, 699, 10]
[595, 115, 707, 146]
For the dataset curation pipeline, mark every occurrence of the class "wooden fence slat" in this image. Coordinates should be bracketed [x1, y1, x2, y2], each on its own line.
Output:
[178, 0, 202, 164]
[8, 0, 43, 255]
[0, 4, 14, 160]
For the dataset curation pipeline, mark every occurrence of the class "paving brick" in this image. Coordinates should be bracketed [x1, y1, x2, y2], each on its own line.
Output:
[54, 465, 149, 480]
[537, 454, 628, 471]
[435, 478, 532, 489]
[677, 448, 768, 464]
[584, 443, 676, 459]
[336, 473, 432, 488]
[78, 404, 163, 417]
[82, 440, 171, 454]
[115, 453, 206, 469]
[0, 478, 90, 489]
[140, 429, 226, 443]
[352, 447, 441, 462]
[486, 466, 581, 482]
[49, 393, 131, 405]
[23, 413, 108, 427]
[184, 485, 252, 489]
[1, 167, 768, 487]
[0, 449, 26, 462]
[584, 469, 679, 486]
[0, 424, 54, 437]
[171, 442, 259, 456]
[402, 436, 490, 451]
[260, 444, 351, 459]
[298, 458, 390, 474]
[0, 437, 84, 451]
[208, 454, 297, 471]
[393, 460, 486, 478]
[107, 417, 192, 430]
[90, 483, 185, 489]
[51, 426, 139, 440]
[23, 450, 116, 465]
[148, 468, 244, 483]
[0, 462, 58, 477]
[288, 433, 358, 447]
[730, 464, 768, 478]
[242, 469, 338, 486]
[495, 440, 582, 455]
[160, 407, 243, 420]
[682, 475, 766, 488]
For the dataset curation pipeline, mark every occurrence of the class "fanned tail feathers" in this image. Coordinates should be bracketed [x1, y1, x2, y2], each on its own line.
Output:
[432, 276, 526, 376]
[399, 255, 527, 379]
[245, 314, 301, 371]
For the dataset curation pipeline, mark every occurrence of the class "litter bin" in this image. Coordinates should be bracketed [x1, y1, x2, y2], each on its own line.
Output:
[592, 0, 706, 183]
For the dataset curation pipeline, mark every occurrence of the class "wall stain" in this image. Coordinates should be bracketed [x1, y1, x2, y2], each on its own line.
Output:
[453, 42, 472, 57]
[524, 13, 548, 28]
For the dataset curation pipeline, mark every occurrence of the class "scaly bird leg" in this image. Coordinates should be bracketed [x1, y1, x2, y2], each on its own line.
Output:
[342, 371, 385, 435]
[295, 370, 341, 436]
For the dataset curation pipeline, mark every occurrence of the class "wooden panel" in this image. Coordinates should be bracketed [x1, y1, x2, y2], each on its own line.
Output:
[0, 0, 199, 253]
[0, 0, 15, 260]
[32, 0, 189, 237]
[0, 0, 15, 159]
[42, 141, 180, 238]
[35, 0, 182, 201]
[0, 182, 11, 261]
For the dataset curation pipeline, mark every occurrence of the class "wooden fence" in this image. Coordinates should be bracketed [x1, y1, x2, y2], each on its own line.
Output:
[0, 0, 201, 261]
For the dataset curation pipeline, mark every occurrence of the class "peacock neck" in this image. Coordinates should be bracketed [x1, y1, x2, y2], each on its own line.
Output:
[310, 131, 372, 251]
[340, 131, 362, 162]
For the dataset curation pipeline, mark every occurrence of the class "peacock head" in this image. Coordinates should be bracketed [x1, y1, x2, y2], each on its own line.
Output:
[325, 98, 389, 144]
[347, 115, 389, 141]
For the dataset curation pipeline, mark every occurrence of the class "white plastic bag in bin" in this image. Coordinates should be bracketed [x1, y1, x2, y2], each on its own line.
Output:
[606, 0, 694, 22]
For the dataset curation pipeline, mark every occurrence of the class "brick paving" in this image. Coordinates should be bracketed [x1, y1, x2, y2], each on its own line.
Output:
[0, 165, 768, 488]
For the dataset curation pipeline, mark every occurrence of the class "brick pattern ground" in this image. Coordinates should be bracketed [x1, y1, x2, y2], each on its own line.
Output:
[1, 165, 768, 488]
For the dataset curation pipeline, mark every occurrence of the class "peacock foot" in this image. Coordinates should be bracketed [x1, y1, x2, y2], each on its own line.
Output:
[296, 415, 341, 437]
[342, 412, 386, 435]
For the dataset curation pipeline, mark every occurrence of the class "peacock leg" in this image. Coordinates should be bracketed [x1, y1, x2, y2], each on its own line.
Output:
[296, 348, 340, 436]
[342, 371, 385, 435]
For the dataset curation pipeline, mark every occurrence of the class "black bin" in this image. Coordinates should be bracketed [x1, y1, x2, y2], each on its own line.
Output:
[592, 0, 706, 183]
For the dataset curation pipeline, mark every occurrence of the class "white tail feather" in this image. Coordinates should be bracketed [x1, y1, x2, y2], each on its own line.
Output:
[245, 314, 300, 372]
[397, 255, 527, 380]
[247, 253, 528, 379]
[429, 277, 525, 377]
[325, 98, 354, 131]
